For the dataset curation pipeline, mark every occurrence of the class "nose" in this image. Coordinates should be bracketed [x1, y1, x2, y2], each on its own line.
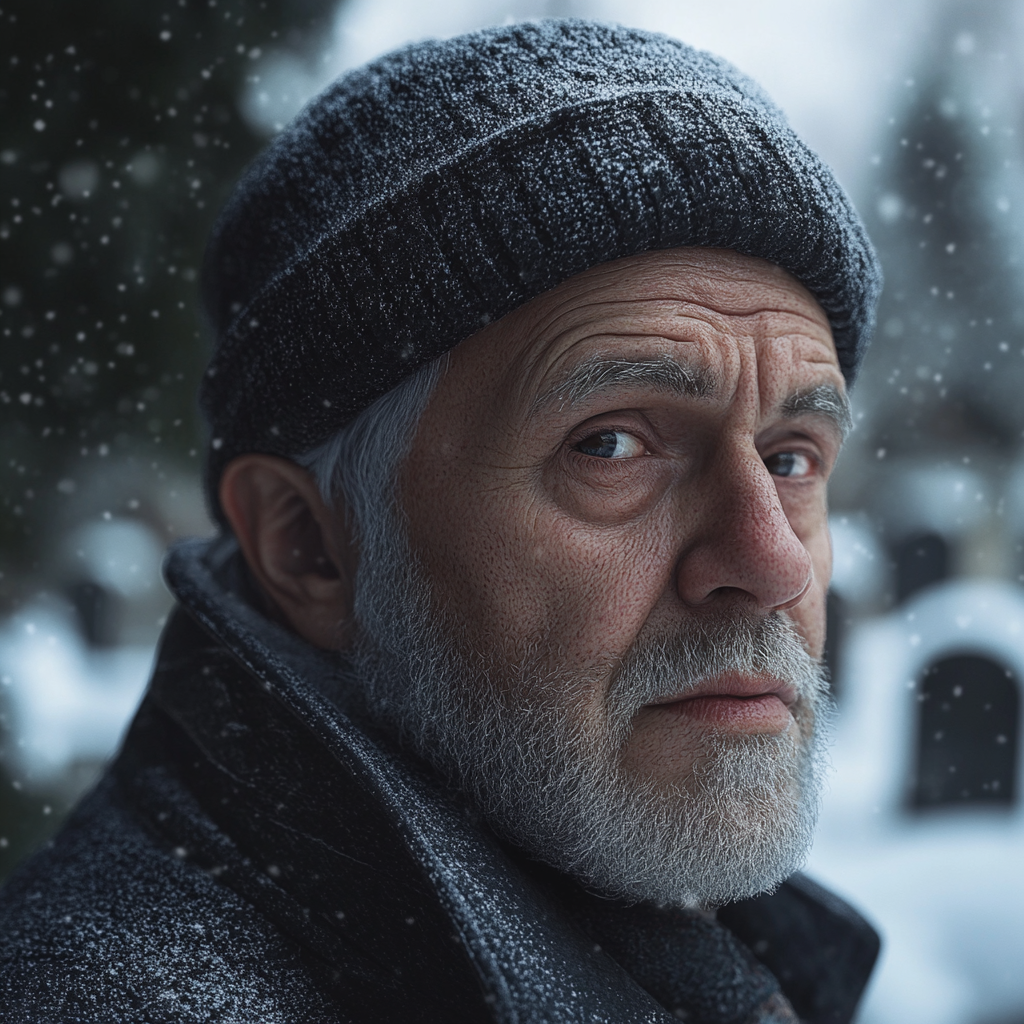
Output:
[674, 444, 814, 613]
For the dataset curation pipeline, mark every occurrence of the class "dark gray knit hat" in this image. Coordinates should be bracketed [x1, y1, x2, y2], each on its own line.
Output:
[201, 19, 881, 512]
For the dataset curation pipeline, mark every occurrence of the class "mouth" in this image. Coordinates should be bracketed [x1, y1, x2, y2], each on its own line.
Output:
[643, 674, 797, 733]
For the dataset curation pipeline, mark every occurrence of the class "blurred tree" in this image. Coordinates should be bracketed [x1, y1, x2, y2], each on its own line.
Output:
[855, 0, 1024, 459]
[0, 0, 339, 881]
[0, 0, 337, 598]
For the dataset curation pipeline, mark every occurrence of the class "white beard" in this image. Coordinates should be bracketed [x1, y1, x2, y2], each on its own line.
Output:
[349, 515, 833, 909]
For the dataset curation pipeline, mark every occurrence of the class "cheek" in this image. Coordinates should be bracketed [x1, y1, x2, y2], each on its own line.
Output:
[788, 525, 832, 658]
[532, 515, 678, 662]
[544, 458, 672, 526]
[408, 473, 677, 667]
[789, 587, 826, 660]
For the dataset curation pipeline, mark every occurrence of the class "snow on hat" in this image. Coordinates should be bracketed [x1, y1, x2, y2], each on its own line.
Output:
[200, 18, 881, 513]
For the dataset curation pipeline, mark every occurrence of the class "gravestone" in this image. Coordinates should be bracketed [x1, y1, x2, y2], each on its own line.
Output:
[910, 653, 1019, 809]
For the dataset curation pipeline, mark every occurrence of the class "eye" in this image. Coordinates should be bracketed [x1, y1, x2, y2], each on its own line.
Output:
[764, 451, 814, 479]
[573, 429, 646, 460]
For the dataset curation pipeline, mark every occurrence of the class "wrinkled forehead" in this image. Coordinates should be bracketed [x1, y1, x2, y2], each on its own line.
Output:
[521, 249, 830, 329]
[450, 248, 838, 400]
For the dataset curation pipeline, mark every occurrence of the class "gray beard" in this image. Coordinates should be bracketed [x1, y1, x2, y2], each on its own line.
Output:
[349, 512, 833, 909]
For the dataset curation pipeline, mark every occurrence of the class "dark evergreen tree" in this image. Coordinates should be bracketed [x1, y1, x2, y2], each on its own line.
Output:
[0, 0, 338, 879]
[0, 0, 337, 594]
[856, 0, 1024, 458]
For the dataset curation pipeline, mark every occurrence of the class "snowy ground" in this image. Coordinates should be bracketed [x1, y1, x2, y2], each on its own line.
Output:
[810, 589, 1024, 1024]
[811, 815, 1024, 1024]
[0, 599, 154, 788]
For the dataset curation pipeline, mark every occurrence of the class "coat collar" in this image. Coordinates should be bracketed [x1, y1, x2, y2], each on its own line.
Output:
[122, 535, 874, 1024]
[146, 535, 682, 1022]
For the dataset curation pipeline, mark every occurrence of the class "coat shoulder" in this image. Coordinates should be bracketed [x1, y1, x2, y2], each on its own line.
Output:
[0, 777, 337, 1024]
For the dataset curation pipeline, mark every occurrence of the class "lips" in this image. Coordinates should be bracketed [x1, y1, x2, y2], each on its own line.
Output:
[646, 673, 798, 709]
[644, 674, 798, 732]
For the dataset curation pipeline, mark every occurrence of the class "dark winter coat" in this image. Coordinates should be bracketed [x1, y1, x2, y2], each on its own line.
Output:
[0, 537, 879, 1022]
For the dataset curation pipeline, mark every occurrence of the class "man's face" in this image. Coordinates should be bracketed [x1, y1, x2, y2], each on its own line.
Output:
[399, 248, 843, 791]
[222, 245, 845, 904]
[341, 246, 840, 906]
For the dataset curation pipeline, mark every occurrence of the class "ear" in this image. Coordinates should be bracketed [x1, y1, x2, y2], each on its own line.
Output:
[219, 454, 356, 649]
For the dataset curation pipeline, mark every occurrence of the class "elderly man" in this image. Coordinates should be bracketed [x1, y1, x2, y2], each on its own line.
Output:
[0, 20, 881, 1023]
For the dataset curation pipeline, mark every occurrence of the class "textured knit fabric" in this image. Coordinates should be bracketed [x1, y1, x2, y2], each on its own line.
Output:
[200, 18, 881, 514]
[0, 538, 881, 1023]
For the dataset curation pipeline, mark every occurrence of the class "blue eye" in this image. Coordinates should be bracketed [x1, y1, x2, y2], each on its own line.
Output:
[765, 452, 813, 478]
[574, 430, 646, 459]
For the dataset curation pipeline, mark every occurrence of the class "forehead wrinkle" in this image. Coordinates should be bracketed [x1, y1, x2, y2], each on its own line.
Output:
[527, 293, 813, 333]
[537, 353, 717, 411]
[519, 277, 758, 327]
[780, 384, 852, 441]
[518, 302, 829, 379]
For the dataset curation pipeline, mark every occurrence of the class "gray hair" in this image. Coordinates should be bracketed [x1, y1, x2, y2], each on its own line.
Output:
[296, 357, 445, 546]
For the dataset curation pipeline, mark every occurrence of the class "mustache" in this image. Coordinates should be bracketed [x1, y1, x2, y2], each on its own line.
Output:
[606, 612, 826, 736]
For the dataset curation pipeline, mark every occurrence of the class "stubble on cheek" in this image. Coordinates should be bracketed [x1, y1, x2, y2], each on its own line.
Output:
[617, 707, 709, 783]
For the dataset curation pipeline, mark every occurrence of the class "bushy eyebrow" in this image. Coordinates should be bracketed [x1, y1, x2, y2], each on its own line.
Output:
[538, 354, 716, 410]
[536, 356, 850, 441]
[781, 384, 852, 441]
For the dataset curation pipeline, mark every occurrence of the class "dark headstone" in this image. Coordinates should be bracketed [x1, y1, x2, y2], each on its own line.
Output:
[910, 653, 1019, 809]
[893, 532, 950, 604]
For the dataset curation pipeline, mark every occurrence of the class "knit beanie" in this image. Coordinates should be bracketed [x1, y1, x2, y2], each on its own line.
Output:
[200, 19, 881, 514]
